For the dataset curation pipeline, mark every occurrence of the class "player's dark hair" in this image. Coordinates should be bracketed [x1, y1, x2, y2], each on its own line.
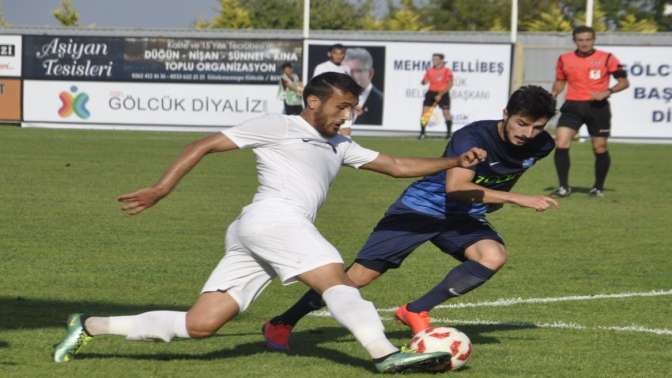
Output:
[573, 25, 595, 39]
[281, 62, 293, 70]
[506, 85, 556, 120]
[432, 53, 445, 60]
[303, 72, 362, 107]
[329, 43, 345, 52]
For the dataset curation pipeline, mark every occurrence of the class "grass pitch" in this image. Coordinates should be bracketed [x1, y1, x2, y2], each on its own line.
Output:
[1, 126, 671, 377]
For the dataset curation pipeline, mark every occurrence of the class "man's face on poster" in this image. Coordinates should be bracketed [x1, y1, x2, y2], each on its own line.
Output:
[345, 58, 373, 89]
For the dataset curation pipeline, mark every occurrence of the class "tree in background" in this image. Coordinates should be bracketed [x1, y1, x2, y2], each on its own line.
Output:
[195, 0, 252, 29]
[573, 0, 609, 30]
[524, 1, 574, 31]
[424, 0, 510, 31]
[192, 0, 669, 32]
[559, 0, 665, 31]
[53, 0, 79, 27]
[244, 0, 302, 29]
[363, 0, 432, 31]
[383, 0, 433, 31]
[653, 0, 672, 30]
[619, 12, 659, 31]
[310, 0, 372, 30]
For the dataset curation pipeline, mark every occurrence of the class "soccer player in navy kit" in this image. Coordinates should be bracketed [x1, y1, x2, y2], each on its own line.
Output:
[263, 85, 559, 348]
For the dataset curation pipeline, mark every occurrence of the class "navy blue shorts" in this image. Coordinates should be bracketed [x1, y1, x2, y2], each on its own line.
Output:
[354, 210, 504, 273]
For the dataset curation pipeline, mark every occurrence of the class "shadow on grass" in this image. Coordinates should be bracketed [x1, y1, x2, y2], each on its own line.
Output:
[75, 324, 537, 372]
[0, 296, 187, 330]
[2, 296, 537, 371]
[79, 332, 374, 371]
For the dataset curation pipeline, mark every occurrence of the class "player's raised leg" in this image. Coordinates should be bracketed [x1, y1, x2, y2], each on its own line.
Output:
[397, 239, 504, 335]
[297, 263, 452, 373]
[263, 263, 383, 350]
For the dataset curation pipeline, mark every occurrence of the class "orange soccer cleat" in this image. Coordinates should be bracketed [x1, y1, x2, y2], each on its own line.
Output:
[395, 304, 431, 335]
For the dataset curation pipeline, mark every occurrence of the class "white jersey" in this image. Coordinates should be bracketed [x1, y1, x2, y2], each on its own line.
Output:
[312, 60, 351, 78]
[222, 114, 379, 221]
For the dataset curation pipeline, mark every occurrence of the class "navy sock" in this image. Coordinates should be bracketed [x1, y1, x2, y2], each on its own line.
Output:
[445, 120, 453, 137]
[407, 261, 495, 313]
[594, 151, 610, 190]
[271, 289, 325, 327]
[554, 148, 570, 188]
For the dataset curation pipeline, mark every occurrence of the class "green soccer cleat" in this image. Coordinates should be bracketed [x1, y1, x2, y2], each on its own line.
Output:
[374, 350, 453, 373]
[53, 313, 92, 363]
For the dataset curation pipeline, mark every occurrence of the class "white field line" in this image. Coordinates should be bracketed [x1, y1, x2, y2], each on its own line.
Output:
[309, 289, 672, 336]
[431, 318, 672, 337]
[375, 289, 672, 312]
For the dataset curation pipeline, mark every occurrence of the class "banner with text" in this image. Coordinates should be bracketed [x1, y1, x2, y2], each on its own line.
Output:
[306, 40, 511, 132]
[22, 35, 302, 84]
[606, 46, 672, 139]
[23, 80, 282, 128]
[0, 35, 22, 77]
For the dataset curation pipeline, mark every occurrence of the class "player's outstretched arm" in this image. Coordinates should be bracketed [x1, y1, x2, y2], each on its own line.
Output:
[446, 167, 559, 212]
[361, 147, 486, 178]
[117, 132, 238, 215]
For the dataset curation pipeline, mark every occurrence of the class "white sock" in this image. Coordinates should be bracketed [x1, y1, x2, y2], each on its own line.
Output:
[84, 311, 190, 342]
[322, 285, 398, 359]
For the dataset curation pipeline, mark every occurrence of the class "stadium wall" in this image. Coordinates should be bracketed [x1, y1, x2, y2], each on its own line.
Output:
[1, 27, 671, 141]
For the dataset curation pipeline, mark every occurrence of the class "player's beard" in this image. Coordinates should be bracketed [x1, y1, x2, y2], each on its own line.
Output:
[313, 107, 331, 137]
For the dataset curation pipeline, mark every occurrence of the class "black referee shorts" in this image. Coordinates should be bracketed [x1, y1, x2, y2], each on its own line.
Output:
[423, 91, 451, 109]
[557, 100, 611, 137]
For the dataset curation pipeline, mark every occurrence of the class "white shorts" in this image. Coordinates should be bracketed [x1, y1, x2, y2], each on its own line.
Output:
[201, 203, 344, 312]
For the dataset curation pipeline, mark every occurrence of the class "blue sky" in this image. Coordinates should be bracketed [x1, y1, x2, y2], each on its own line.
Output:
[3, 0, 393, 29]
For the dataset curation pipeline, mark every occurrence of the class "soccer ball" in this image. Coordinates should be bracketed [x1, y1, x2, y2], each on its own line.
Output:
[408, 326, 472, 371]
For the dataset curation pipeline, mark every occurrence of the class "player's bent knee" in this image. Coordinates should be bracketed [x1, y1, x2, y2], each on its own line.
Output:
[186, 318, 222, 339]
[479, 249, 507, 271]
[347, 264, 381, 288]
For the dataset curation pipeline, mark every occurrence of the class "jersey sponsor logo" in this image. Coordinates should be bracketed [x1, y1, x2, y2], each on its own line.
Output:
[589, 69, 602, 80]
[473, 173, 520, 186]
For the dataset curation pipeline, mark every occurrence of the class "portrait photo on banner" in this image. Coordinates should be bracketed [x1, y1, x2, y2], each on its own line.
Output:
[307, 43, 385, 126]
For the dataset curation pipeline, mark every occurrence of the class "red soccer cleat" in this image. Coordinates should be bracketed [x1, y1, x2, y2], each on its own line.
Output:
[395, 304, 431, 335]
[262, 321, 293, 351]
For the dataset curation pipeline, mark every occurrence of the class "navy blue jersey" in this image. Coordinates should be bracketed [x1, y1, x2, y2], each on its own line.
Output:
[393, 120, 554, 218]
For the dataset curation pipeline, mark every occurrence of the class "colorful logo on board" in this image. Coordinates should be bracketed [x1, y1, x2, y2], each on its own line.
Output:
[58, 86, 90, 119]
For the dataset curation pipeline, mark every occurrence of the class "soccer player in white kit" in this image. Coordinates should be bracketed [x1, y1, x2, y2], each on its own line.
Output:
[53, 73, 486, 373]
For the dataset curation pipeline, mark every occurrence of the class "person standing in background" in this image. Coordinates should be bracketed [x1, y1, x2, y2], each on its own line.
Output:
[551, 26, 629, 198]
[279, 62, 303, 115]
[419, 53, 453, 140]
